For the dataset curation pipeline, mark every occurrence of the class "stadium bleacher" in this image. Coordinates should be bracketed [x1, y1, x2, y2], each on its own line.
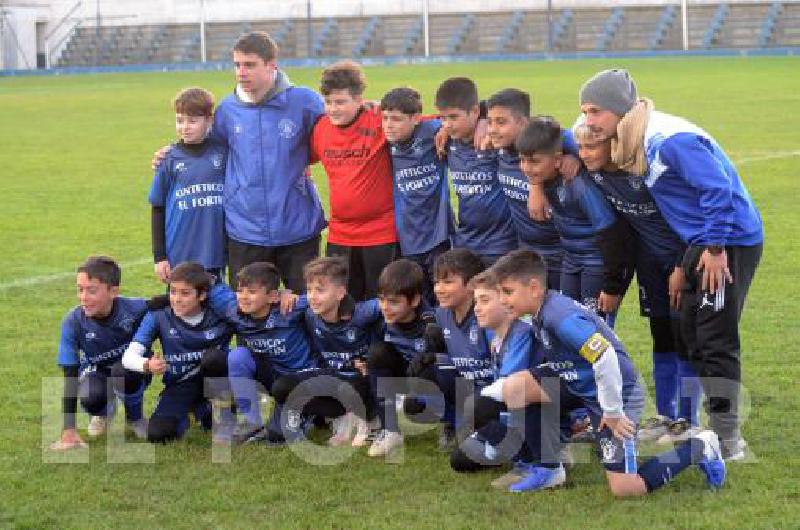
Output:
[54, 2, 800, 67]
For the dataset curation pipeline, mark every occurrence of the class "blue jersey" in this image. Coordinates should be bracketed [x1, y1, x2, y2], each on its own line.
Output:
[493, 318, 542, 378]
[532, 291, 642, 413]
[305, 297, 383, 371]
[58, 297, 150, 376]
[149, 140, 227, 270]
[447, 140, 518, 255]
[543, 172, 617, 267]
[643, 111, 762, 247]
[381, 311, 434, 363]
[587, 168, 685, 263]
[389, 120, 454, 255]
[497, 149, 561, 259]
[435, 306, 493, 384]
[133, 308, 233, 387]
[208, 284, 318, 374]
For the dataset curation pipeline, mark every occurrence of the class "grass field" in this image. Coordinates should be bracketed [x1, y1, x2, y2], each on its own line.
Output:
[1, 56, 799, 529]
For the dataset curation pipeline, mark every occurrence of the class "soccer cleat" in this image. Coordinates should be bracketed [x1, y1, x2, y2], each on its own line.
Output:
[656, 419, 700, 445]
[87, 416, 108, 438]
[438, 424, 457, 452]
[491, 461, 530, 490]
[695, 430, 726, 490]
[328, 413, 356, 447]
[722, 438, 748, 462]
[367, 429, 404, 457]
[508, 464, 566, 493]
[231, 423, 268, 445]
[352, 417, 380, 448]
[126, 419, 148, 440]
[637, 416, 671, 442]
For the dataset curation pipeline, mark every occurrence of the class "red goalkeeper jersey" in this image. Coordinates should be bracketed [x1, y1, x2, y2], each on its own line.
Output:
[310, 107, 397, 246]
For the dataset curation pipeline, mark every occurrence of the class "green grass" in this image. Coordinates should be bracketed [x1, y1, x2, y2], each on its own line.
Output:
[1, 56, 799, 529]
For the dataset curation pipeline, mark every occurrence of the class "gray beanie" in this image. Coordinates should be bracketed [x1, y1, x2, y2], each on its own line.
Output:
[579, 69, 638, 116]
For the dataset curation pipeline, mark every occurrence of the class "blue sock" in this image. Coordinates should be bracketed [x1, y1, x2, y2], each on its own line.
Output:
[678, 360, 702, 426]
[638, 437, 704, 491]
[119, 385, 145, 422]
[653, 352, 679, 419]
[228, 346, 263, 427]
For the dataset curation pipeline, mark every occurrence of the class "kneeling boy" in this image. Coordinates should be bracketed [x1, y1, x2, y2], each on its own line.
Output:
[483, 250, 725, 495]
[122, 262, 233, 443]
[53, 256, 157, 450]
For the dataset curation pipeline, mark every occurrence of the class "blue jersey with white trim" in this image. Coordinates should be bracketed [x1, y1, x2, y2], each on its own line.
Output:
[389, 120, 455, 255]
[58, 297, 150, 376]
[643, 111, 762, 247]
[149, 141, 227, 270]
[207, 283, 318, 374]
[496, 149, 561, 258]
[543, 172, 617, 266]
[494, 318, 542, 378]
[435, 306, 493, 384]
[133, 308, 232, 387]
[587, 168, 685, 263]
[447, 140, 518, 255]
[532, 291, 641, 409]
[305, 297, 383, 371]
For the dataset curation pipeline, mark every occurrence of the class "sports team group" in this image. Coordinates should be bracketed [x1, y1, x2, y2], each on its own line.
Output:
[51, 31, 763, 496]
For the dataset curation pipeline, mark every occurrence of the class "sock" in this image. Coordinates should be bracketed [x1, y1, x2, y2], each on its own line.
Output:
[638, 437, 705, 492]
[480, 377, 506, 402]
[382, 395, 399, 433]
[228, 347, 263, 427]
[653, 352, 679, 419]
[119, 385, 145, 422]
[678, 360, 702, 426]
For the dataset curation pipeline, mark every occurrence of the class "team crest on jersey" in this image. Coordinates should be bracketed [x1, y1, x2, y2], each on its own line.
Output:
[315, 327, 323, 337]
[469, 325, 479, 345]
[600, 437, 617, 463]
[204, 330, 216, 340]
[627, 176, 643, 190]
[233, 124, 243, 135]
[169, 327, 178, 336]
[414, 338, 426, 352]
[264, 317, 275, 329]
[174, 162, 187, 173]
[85, 331, 97, 340]
[443, 327, 451, 340]
[212, 154, 223, 168]
[119, 318, 135, 333]
[592, 172, 603, 183]
[278, 118, 299, 139]
[346, 328, 357, 342]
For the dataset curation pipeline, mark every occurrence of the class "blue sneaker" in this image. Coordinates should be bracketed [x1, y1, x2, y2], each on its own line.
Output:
[508, 464, 566, 493]
[695, 430, 726, 490]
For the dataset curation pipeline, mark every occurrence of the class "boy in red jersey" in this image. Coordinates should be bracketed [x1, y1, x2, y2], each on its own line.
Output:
[310, 61, 398, 300]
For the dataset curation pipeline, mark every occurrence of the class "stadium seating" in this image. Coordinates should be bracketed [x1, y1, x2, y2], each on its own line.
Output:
[55, 3, 800, 67]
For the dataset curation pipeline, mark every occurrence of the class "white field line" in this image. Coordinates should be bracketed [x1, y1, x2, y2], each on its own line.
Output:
[733, 150, 800, 165]
[0, 257, 151, 291]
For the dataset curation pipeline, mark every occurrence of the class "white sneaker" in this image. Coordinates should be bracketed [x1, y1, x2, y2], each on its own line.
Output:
[126, 419, 148, 440]
[87, 416, 108, 437]
[352, 417, 380, 448]
[328, 413, 356, 447]
[368, 429, 404, 457]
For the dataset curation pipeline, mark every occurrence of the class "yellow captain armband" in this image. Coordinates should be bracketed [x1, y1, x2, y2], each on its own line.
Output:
[579, 333, 611, 364]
